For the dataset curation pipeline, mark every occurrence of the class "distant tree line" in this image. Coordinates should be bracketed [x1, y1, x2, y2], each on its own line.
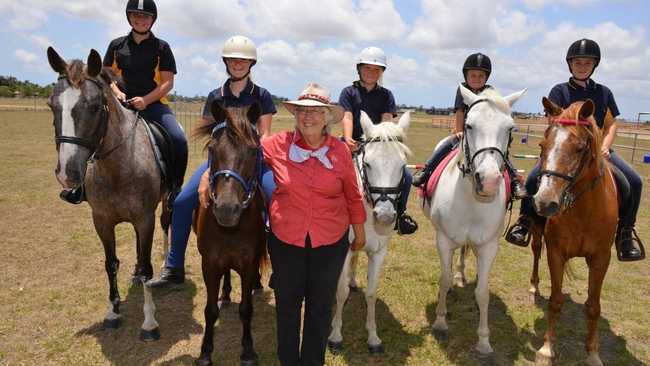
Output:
[0, 76, 54, 98]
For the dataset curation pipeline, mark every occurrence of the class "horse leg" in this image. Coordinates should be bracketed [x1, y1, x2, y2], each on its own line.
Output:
[219, 271, 232, 307]
[454, 244, 468, 288]
[94, 218, 121, 330]
[134, 216, 159, 341]
[529, 228, 543, 304]
[197, 261, 222, 366]
[432, 234, 454, 340]
[348, 249, 360, 292]
[239, 268, 258, 365]
[536, 251, 566, 365]
[365, 245, 388, 353]
[474, 242, 498, 355]
[159, 194, 172, 271]
[584, 254, 610, 366]
[253, 268, 263, 294]
[327, 249, 353, 351]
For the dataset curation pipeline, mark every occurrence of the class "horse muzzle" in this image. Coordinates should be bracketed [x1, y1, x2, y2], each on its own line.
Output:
[533, 198, 560, 217]
[473, 171, 502, 200]
[212, 202, 243, 227]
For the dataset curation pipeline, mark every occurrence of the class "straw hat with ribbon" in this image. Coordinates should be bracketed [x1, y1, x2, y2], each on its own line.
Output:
[283, 83, 344, 125]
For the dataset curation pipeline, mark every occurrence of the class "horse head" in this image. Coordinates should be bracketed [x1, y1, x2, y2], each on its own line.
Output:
[534, 98, 601, 217]
[459, 84, 525, 200]
[47, 47, 110, 190]
[204, 101, 261, 227]
[358, 111, 411, 233]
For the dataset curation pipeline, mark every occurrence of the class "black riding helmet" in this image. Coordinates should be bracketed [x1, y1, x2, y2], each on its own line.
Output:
[566, 38, 601, 80]
[126, 0, 157, 34]
[463, 53, 492, 81]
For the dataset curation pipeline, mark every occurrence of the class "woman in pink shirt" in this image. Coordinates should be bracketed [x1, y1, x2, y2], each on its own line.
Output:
[264, 83, 366, 366]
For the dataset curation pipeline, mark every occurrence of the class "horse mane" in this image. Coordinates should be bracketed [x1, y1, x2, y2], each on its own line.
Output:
[477, 88, 511, 114]
[364, 120, 412, 158]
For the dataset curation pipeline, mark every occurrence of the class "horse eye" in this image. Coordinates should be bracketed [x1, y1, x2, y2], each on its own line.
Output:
[364, 162, 372, 170]
[465, 124, 473, 130]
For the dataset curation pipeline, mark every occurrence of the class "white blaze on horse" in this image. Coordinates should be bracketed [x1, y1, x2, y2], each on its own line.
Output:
[328, 111, 411, 353]
[423, 85, 525, 355]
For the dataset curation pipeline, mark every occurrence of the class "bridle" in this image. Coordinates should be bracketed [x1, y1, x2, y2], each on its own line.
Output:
[458, 99, 512, 178]
[538, 118, 602, 210]
[353, 136, 405, 211]
[208, 122, 262, 210]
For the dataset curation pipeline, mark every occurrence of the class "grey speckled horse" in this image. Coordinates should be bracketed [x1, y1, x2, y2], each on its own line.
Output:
[46, 47, 170, 341]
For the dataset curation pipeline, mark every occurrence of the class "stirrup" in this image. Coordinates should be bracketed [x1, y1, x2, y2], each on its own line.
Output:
[504, 216, 532, 247]
[397, 213, 418, 235]
[615, 227, 646, 262]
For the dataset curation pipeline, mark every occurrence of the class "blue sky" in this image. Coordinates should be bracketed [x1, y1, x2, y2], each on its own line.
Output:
[1, 0, 649, 120]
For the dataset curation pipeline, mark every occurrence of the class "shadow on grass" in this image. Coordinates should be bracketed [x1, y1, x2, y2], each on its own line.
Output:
[530, 293, 645, 366]
[328, 289, 427, 365]
[426, 284, 536, 366]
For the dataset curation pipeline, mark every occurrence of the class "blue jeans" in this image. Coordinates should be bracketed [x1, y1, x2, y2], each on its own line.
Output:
[400, 168, 412, 215]
[165, 160, 276, 269]
[519, 150, 642, 227]
[139, 102, 188, 188]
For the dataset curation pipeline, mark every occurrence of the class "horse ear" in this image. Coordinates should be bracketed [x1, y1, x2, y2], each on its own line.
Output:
[210, 100, 227, 123]
[579, 99, 595, 121]
[247, 102, 261, 125]
[397, 111, 410, 133]
[86, 49, 102, 78]
[503, 89, 526, 108]
[360, 111, 374, 136]
[459, 83, 479, 107]
[542, 97, 563, 117]
[47, 47, 67, 74]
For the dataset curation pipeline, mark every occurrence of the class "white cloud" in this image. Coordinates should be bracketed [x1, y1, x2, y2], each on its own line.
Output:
[522, 0, 597, 10]
[14, 49, 39, 66]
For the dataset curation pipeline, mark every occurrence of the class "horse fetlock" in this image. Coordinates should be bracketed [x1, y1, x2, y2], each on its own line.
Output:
[432, 316, 448, 331]
[195, 354, 213, 366]
[475, 336, 493, 355]
[585, 352, 603, 366]
[536, 343, 555, 364]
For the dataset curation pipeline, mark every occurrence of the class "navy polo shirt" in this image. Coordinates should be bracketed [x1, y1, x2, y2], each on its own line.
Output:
[454, 83, 493, 113]
[103, 32, 176, 104]
[339, 81, 397, 140]
[202, 79, 277, 124]
[548, 78, 619, 129]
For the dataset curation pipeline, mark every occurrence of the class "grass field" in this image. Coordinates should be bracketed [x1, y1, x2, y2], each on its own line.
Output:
[1, 108, 649, 365]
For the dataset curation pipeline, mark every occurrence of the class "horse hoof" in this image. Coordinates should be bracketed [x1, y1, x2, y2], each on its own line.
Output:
[431, 328, 448, 342]
[240, 357, 258, 366]
[194, 356, 212, 366]
[102, 318, 121, 330]
[349, 285, 359, 292]
[535, 351, 553, 366]
[368, 344, 384, 354]
[327, 340, 343, 353]
[139, 327, 160, 342]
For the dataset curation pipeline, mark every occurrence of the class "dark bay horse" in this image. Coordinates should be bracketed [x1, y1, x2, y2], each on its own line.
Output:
[532, 98, 618, 366]
[46, 47, 169, 340]
[193, 102, 267, 366]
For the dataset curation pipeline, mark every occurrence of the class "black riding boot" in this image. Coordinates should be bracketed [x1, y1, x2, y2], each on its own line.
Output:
[396, 213, 418, 235]
[412, 165, 433, 187]
[60, 185, 86, 204]
[505, 215, 532, 247]
[148, 266, 185, 288]
[615, 226, 645, 262]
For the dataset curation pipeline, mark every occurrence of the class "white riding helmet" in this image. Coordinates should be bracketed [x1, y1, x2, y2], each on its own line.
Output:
[356, 47, 387, 69]
[222, 35, 257, 65]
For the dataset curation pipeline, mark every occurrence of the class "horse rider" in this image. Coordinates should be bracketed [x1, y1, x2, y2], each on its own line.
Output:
[506, 39, 645, 262]
[149, 35, 277, 287]
[59, 0, 188, 205]
[412, 52, 526, 200]
[339, 46, 419, 235]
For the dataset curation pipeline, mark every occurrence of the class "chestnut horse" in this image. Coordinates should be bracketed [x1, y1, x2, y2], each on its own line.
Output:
[532, 98, 618, 366]
[193, 102, 267, 366]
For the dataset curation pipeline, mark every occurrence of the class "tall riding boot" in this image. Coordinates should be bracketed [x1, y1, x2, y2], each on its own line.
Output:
[412, 164, 433, 187]
[505, 215, 532, 247]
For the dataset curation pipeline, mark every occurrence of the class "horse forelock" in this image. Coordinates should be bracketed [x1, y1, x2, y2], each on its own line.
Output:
[364, 121, 412, 158]
[476, 88, 511, 115]
[225, 107, 258, 148]
[66, 60, 86, 88]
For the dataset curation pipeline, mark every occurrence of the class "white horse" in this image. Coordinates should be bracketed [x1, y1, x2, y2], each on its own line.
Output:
[423, 85, 525, 355]
[328, 111, 411, 353]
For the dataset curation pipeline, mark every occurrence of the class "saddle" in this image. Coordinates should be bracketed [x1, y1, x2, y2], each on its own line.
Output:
[142, 119, 176, 191]
[417, 147, 511, 203]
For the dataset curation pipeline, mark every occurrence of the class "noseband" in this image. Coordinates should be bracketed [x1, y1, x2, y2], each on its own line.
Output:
[458, 99, 511, 177]
[208, 122, 262, 210]
[537, 118, 601, 210]
[354, 137, 405, 211]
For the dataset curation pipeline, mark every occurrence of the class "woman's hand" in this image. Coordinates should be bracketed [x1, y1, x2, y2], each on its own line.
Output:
[454, 130, 464, 139]
[344, 136, 358, 152]
[350, 223, 366, 251]
[127, 96, 148, 111]
[601, 146, 611, 158]
[198, 170, 211, 209]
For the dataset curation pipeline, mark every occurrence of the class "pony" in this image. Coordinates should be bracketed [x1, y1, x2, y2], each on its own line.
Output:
[46, 47, 167, 341]
[193, 101, 267, 366]
[422, 85, 525, 355]
[328, 111, 411, 353]
[532, 98, 618, 366]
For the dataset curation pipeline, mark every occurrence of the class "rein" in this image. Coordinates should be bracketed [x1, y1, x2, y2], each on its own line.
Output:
[353, 136, 405, 210]
[538, 118, 603, 210]
[208, 122, 261, 210]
